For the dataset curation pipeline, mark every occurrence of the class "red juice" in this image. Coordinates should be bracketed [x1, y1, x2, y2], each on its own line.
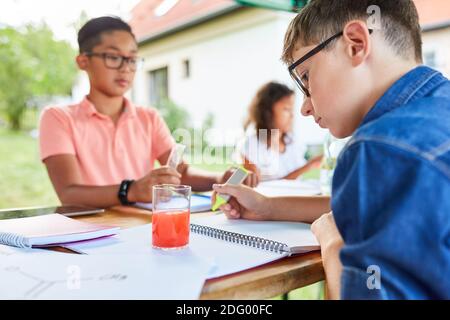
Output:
[152, 209, 190, 248]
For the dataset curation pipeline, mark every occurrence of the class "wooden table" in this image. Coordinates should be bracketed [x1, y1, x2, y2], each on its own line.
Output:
[74, 206, 325, 300]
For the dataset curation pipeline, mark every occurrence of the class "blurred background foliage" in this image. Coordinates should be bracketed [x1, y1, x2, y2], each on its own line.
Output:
[0, 24, 77, 130]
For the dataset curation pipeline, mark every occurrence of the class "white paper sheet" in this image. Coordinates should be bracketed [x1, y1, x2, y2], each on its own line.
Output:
[0, 250, 210, 299]
[0, 244, 53, 256]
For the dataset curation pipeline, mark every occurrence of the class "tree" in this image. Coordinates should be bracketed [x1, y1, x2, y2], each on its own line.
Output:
[0, 28, 33, 130]
[155, 98, 190, 133]
[0, 24, 77, 130]
[155, 99, 217, 162]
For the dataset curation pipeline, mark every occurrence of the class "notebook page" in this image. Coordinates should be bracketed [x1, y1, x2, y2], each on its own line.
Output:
[190, 232, 288, 278]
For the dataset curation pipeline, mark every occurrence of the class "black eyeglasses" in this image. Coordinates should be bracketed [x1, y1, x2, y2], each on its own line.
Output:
[288, 29, 373, 97]
[85, 52, 144, 71]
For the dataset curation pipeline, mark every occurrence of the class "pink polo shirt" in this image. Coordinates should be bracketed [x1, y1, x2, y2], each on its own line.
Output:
[39, 97, 175, 186]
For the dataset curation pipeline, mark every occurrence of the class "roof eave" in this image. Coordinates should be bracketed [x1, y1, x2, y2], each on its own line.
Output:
[137, 3, 242, 46]
[422, 19, 450, 32]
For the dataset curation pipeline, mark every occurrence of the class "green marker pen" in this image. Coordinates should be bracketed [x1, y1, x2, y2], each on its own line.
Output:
[212, 167, 249, 211]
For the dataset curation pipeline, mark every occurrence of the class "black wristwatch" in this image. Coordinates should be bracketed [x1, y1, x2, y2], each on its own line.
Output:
[118, 179, 135, 205]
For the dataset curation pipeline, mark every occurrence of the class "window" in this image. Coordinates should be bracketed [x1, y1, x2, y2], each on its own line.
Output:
[149, 67, 168, 107]
[182, 59, 190, 79]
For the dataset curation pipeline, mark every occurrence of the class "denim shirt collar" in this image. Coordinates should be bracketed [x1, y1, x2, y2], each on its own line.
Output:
[360, 65, 445, 127]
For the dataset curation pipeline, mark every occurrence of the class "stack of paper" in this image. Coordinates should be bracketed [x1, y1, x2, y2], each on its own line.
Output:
[0, 214, 119, 248]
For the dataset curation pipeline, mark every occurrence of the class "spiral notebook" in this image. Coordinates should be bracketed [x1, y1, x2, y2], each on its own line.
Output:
[65, 214, 320, 279]
[0, 213, 119, 248]
[190, 214, 319, 256]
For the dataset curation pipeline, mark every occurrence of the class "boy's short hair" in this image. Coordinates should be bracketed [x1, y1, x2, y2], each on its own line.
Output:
[78, 16, 136, 53]
[282, 0, 423, 64]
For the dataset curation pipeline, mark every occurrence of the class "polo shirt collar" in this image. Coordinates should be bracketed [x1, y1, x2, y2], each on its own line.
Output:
[80, 96, 137, 119]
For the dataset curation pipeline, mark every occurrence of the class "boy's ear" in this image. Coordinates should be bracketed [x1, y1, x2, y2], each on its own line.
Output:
[76, 54, 89, 70]
[342, 20, 372, 67]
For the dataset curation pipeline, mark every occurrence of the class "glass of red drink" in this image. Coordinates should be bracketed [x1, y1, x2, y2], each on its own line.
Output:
[152, 184, 191, 250]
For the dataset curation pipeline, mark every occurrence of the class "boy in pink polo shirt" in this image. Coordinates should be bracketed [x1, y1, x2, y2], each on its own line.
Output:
[39, 16, 257, 208]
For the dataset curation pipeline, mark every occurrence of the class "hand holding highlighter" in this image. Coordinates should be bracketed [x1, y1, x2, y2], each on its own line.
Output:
[212, 167, 249, 211]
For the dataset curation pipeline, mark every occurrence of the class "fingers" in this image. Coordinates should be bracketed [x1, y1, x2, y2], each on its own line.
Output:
[311, 212, 343, 250]
[219, 168, 234, 184]
[213, 189, 242, 219]
[311, 218, 319, 235]
[212, 183, 241, 198]
[251, 172, 259, 187]
[154, 175, 181, 185]
[220, 201, 241, 219]
[243, 174, 256, 188]
[153, 166, 182, 178]
[151, 166, 182, 185]
[211, 191, 218, 209]
[311, 212, 333, 236]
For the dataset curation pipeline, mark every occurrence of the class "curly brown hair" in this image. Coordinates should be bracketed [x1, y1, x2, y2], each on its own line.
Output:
[244, 82, 294, 147]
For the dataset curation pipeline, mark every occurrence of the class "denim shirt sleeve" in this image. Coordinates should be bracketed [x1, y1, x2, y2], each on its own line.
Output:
[332, 140, 450, 299]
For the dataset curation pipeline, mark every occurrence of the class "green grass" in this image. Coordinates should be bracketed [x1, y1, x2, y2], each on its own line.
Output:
[289, 282, 325, 300]
[0, 127, 59, 209]
[302, 168, 320, 180]
[270, 281, 325, 300]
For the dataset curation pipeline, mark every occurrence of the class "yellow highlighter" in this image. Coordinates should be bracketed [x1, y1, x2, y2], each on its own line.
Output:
[212, 167, 249, 211]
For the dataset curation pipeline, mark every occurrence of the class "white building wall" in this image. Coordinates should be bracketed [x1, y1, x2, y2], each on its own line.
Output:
[132, 7, 327, 147]
[422, 27, 450, 77]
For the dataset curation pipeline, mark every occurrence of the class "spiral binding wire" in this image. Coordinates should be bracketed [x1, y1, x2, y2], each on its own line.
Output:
[190, 224, 290, 254]
[0, 232, 29, 248]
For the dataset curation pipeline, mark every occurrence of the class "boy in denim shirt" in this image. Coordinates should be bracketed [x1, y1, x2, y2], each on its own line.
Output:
[213, 0, 450, 299]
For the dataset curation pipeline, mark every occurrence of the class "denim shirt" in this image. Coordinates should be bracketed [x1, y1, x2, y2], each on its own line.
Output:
[332, 66, 450, 299]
